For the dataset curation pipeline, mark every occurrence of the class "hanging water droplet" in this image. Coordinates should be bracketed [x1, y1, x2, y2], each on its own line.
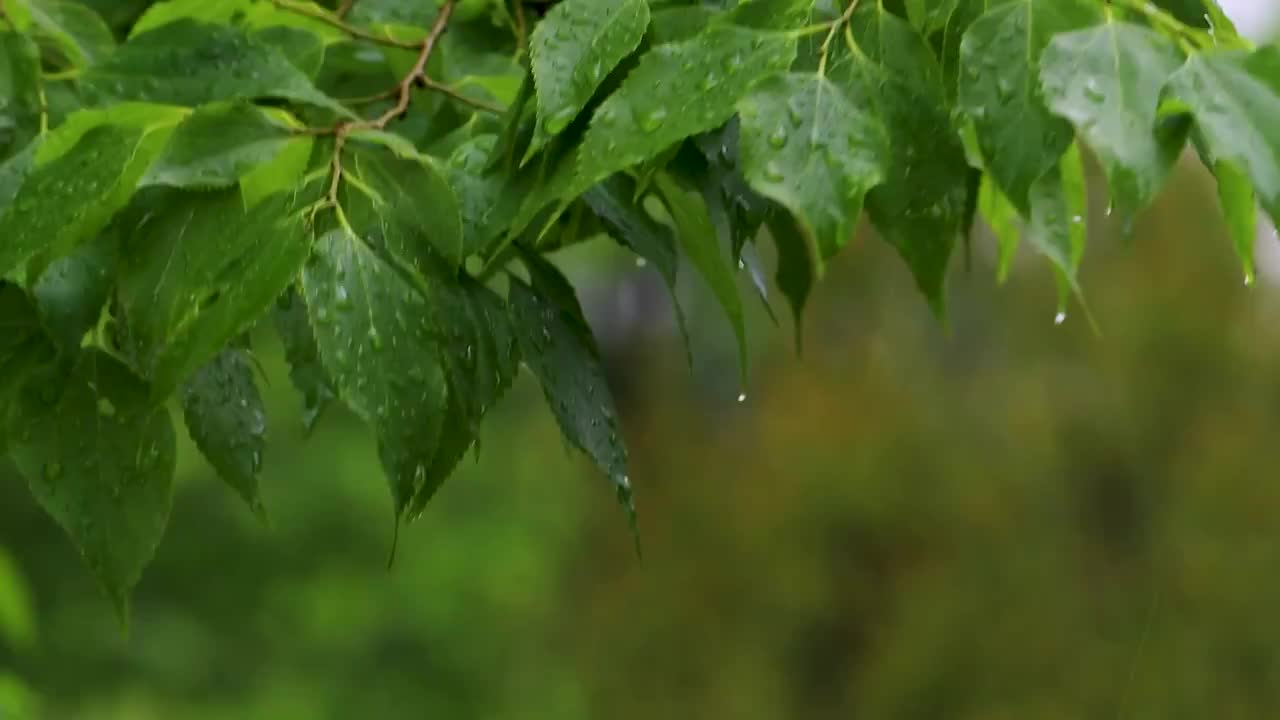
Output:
[635, 257, 648, 268]
[768, 126, 788, 148]
[636, 107, 668, 132]
[44, 461, 63, 481]
[737, 258, 746, 270]
[737, 392, 747, 403]
[763, 161, 784, 182]
[1054, 311, 1067, 326]
[97, 398, 116, 417]
[1244, 273, 1255, 287]
[1071, 215, 1083, 224]
[1083, 78, 1105, 103]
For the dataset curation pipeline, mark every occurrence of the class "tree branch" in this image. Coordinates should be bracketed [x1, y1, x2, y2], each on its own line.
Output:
[270, 0, 420, 50]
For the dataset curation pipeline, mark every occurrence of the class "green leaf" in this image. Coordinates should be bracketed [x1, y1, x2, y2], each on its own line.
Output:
[719, 0, 816, 29]
[181, 348, 268, 518]
[407, 275, 520, 519]
[0, 32, 43, 158]
[10, 0, 116, 68]
[32, 230, 116, 353]
[142, 103, 306, 190]
[767, 210, 818, 352]
[117, 189, 314, 398]
[584, 174, 679, 292]
[567, 26, 797, 212]
[1040, 22, 1186, 218]
[527, 0, 650, 161]
[737, 72, 888, 260]
[273, 286, 335, 432]
[0, 121, 175, 279]
[1213, 160, 1257, 285]
[1026, 142, 1088, 312]
[130, 0, 344, 41]
[84, 20, 351, 116]
[1163, 47, 1280, 236]
[6, 350, 175, 621]
[653, 171, 748, 381]
[447, 136, 510, 257]
[300, 228, 449, 518]
[345, 144, 466, 271]
[978, 173, 1022, 283]
[958, 0, 1100, 211]
[825, 5, 973, 314]
[507, 253, 635, 526]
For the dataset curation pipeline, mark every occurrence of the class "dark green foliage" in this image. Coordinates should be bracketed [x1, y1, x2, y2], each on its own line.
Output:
[0, 0, 1270, 614]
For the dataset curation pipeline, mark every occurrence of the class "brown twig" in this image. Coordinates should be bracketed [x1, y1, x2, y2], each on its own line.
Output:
[335, 0, 355, 19]
[270, 0, 420, 49]
[422, 78, 506, 115]
[318, 0, 459, 206]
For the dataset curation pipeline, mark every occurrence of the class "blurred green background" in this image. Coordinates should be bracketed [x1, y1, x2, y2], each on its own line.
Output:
[7, 145, 1280, 718]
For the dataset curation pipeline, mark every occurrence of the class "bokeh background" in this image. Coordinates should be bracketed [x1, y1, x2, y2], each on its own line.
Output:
[5, 2, 1280, 718]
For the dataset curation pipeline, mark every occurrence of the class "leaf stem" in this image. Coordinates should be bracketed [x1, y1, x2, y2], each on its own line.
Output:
[269, 0, 421, 50]
[819, 0, 859, 76]
[1108, 0, 1217, 51]
[335, 0, 355, 19]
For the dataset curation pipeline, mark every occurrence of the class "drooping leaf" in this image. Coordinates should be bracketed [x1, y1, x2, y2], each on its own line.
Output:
[508, 253, 635, 527]
[1163, 47, 1280, 233]
[142, 103, 307, 190]
[273, 286, 335, 432]
[767, 210, 818, 351]
[407, 274, 520, 519]
[737, 72, 888, 260]
[181, 348, 268, 518]
[117, 189, 314, 398]
[0, 120, 176, 279]
[653, 171, 748, 381]
[526, 0, 650, 160]
[1040, 22, 1187, 218]
[585, 173, 679, 283]
[1213, 160, 1257, 285]
[958, 0, 1100, 211]
[826, 5, 973, 314]
[300, 228, 449, 518]
[978, 173, 1023, 283]
[84, 20, 351, 115]
[6, 350, 176, 621]
[1026, 142, 1088, 312]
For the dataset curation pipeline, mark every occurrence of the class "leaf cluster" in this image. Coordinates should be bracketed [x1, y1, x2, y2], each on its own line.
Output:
[0, 0, 1265, 617]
